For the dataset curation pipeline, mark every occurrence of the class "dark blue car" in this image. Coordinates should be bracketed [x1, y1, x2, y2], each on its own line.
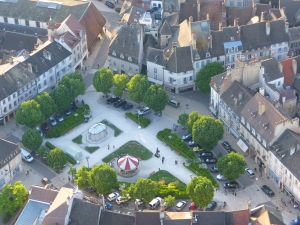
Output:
[105, 201, 112, 210]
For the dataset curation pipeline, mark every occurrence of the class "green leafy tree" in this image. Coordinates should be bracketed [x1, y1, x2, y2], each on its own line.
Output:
[22, 128, 43, 151]
[50, 85, 73, 112]
[34, 92, 58, 119]
[178, 113, 189, 128]
[186, 111, 201, 134]
[164, 195, 176, 208]
[216, 152, 246, 181]
[37, 146, 48, 158]
[15, 100, 44, 127]
[74, 165, 90, 187]
[89, 164, 117, 194]
[69, 70, 83, 81]
[143, 84, 169, 113]
[192, 116, 224, 150]
[113, 74, 128, 97]
[46, 148, 67, 170]
[0, 181, 28, 216]
[196, 62, 225, 93]
[68, 166, 77, 181]
[93, 68, 114, 95]
[186, 176, 214, 208]
[127, 178, 158, 203]
[127, 74, 150, 104]
[59, 73, 85, 99]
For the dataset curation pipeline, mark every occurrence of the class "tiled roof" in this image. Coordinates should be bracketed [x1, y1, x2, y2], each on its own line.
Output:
[0, 22, 47, 38]
[2, 32, 38, 52]
[288, 27, 300, 42]
[194, 211, 226, 225]
[226, 209, 250, 225]
[269, 20, 289, 44]
[160, 20, 172, 35]
[279, 90, 296, 103]
[69, 198, 100, 225]
[166, 46, 193, 73]
[280, 0, 300, 27]
[163, 0, 180, 13]
[179, 0, 198, 23]
[121, 6, 146, 25]
[199, 0, 223, 31]
[241, 93, 287, 143]
[135, 211, 160, 225]
[279, 58, 295, 88]
[220, 80, 254, 117]
[99, 210, 135, 225]
[0, 138, 19, 162]
[147, 48, 166, 66]
[226, 7, 253, 26]
[254, 3, 271, 17]
[143, 34, 156, 64]
[261, 58, 283, 82]
[29, 186, 59, 203]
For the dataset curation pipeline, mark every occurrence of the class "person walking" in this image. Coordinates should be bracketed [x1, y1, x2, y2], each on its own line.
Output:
[162, 156, 165, 164]
[175, 159, 178, 165]
[68, 176, 70, 181]
[27, 170, 29, 175]
[108, 144, 110, 150]
[113, 145, 115, 150]
[190, 174, 193, 178]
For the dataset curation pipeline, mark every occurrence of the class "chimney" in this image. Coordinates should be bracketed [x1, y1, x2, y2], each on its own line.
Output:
[266, 22, 270, 35]
[258, 101, 266, 115]
[189, 16, 193, 23]
[66, 196, 71, 205]
[206, 13, 209, 21]
[238, 92, 243, 101]
[292, 59, 297, 75]
[285, 22, 289, 33]
[197, 0, 200, 21]
[261, 12, 265, 22]
[192, 32, 196, 49]
[273, 99, 279, 108]
[234, 97, 237, 106]
[219, 22, 222, 31]
[234, 19, 237, 27]
[290, 146, 296, 155]
[278, 62, 282, 73]
[172, 42, 177, 49]
[282, 96, 286, 103]
[259, 87, 265, 96]
[137, 30, 140, 43]
[27, 63, 32, 73]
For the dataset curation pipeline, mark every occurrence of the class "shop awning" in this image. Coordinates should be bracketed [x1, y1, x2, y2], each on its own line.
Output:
[148, 77, 163, 85]
[178, 84, 194, 90]
[237, 139, 248, 152]
[164, 84, 175, 89]
[209, 106, 217, 115]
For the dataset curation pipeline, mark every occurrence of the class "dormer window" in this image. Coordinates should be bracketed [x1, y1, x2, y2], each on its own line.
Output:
[230, 37, 234, 41]
[206, 52, 210, 58]
[128, 56, 132, 61]
[120, 54, 124, 59]
[112, 51, 116, 56]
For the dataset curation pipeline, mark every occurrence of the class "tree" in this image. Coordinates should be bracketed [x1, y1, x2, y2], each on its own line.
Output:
[93, 68, 114, 95]
[192, 116, 224, 150]
[216, 152, 246, 181]
[186, 176, 214, 208]
[143, 84, 169, 113]
[177, 113, 189, 128]
[186, 111, 201, 134]
[68, 166, 77, 181]
[196, 62, 225, 93]
[69, 70, 83, 81]
[37, 146, 48, 158]
[113, 74, 128, 97]
[127, 178, 158, 203]
[74, 165, 90, 187]
[164, 195, 176, 208]
[22, 128, 43, 151]
[15, 100, 44, 127]
[50, 85, 73, 112]
[89, 164, 117, 194]
[0, 181, 28, 216]
[127, 74, 150, 104]
[34, 91, 58, 119]
[59, 73, 85, 99]
[46, 148, 67, 171]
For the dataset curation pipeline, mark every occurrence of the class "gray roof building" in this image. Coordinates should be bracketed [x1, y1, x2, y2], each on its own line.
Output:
[147, 48, 166, 66]
[163, 0, 180, 14]
[160, 20, 173, 35]
[280, 0, 300, 27]
[2, 32, 38, 52]
[120, 6, 146, 25]
[99, 210, 135, 225]
[288, 27, 300, 43]
[0, 138, 19, 169]
[136, 211, 160, 225]
[165, 46, 193, 73]
[261, 58, 283, 82]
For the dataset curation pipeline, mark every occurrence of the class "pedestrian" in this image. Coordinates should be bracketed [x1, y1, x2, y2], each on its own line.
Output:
[85, 66, 87, 71]
[113, 145, 115, 150]
[162, 156, 165, 164]
[27, 170, 29, 175]
[98, 64, 100, 68]
[234, 192, 237, 196]
[25, 171, 28, 176]
[108, 144, 110, 150]
[190, 174, 193, 178]
[175, 159, 178, 165]
[216, 188, 218, 192]
[68, 176, 70, 181]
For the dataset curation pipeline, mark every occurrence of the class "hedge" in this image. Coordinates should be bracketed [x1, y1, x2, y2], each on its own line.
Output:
[45, 141, 77, 165]
[157, 185, 188, 199]
[45, 141, 56, 150]
[125, 112, 151, 128]
[45, 105, 90, 138]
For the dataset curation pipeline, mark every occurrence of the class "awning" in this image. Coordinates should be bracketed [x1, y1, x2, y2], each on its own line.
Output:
[164, 84, 175, 89]
[237, 139, 248, 152]
[229, 127, 239, 138]
[148, 77, 163, 85]
[178, 84, 194, 90]
[209, 106, 217, 115]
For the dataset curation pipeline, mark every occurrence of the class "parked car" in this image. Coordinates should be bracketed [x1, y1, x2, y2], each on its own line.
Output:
[199, 152, 213, 158]
[114, 99, 127, 108]
[210, 166, 218, 173]
[41, 178, 53, 186]
[49, 116, 57, 126]
[168, 99, 180, 108]
[122, 103, 133, 110]
[188, 140, 200, 147]
[105, 1, 115, 8]
[290, 217, 300, 225]
[228, 148, 237, 153]
[205, 201, 217, 211]
[36, 126, 43, 137]
[221, 141, 231, 150]
[203, 158, 218, 164]
[115, 7, 121, 12]
[216, 174, 226, 180]
[56, 113, 64, 122]
[261, 185, 274, 197]
[193, 145, 204, 152]
[182, 134, 192, 141]
[105, 201, 112, 210]
[116, 194, 131, 204]
[42, 122, 50, 133]
[65, 109, 72, 116]
[107, 96, 120, 104]
[176, 201, 187, 211]
[148, 197, 162, 209]
[224, 181, 239, 189]
[137, 107, 151, 115]
[107, 192, 120, 201]
[135, 198, 144, 206]
[245, 168, 255, 178]
[71, 102, 78, 111]
[189, 202, 197, 211]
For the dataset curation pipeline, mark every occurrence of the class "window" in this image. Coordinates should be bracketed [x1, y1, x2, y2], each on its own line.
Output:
[232, 55, 235, 62]
[50, 76, 53, 81]
[13, 93, 16, 99]
[25, 20, 29, 26]
[278, 48, 282, 52]
[206, 60, 210, 64]
[36, 21, 40, 27]
[247, 54, 251, 59]
[9, 104, 12, 110]
[278, 81, 281, 86]
[201, 61, 205, 67]
[189, 76, 193, 81]
[226, 56, 230, 63]
[120, 54, 124, 59]
[19, 89, 23, 94]
[20, 96, 23, 101]
[14, 101, 17, 107]
[196, 62, 199, 69]
[3, 17, 8, 23]
[112, 51, 116, 56]
[285, 169, 287, 174]
[260, 52, 263, 57]
[128, 56, 132, 61]
[2, 100, 5, 104]
[284, 47, 287, 51]
[38, 84, 41, 89]
[230, 1, 234, 6]
[237, 54, 240, 59]
[14, 18, 19, 24]
[31, 80, 35, 85]
[166, 36, 168, 38]
[217, 56, 220, 60]
[154, 68, 157, 73]
[3, 107, 7, 113]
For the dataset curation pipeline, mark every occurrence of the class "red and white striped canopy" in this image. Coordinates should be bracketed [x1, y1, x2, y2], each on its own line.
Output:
[117, 155, 139, 171]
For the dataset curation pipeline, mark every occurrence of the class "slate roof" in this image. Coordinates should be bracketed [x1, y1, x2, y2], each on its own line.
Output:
[69, 198, 100, 225]
[269, 20, 289, 44]
[292, 55, 300, 73]
[99, 210, 135, 225]
[29, 186, 59, 203]
[280, 0, 300, 27]
[194, 211, 226, 225]
[163, 0, 180, 13]
[121, 6, 146, 25]
[2, 32, 38, 52]
[0, 138, 19, 168]
[143, 34, 156, 65]
[293, 76, 300, 92]
[160, 20, 172, 35]
[226, 7, 253, 26]
[179, 0, 198, 23]
[0, 22, 47, 38]
[211, 71, 227, 90]
[226, 209, 250, 225]
[280, 58, 295, 88]
[165, 46, 193, 73]
[288, 27, 300, 42]
[220, 80, 254, 117]
[261, 58, 283, 82]
[163, 219, 191, 225]
[271, 129, 300, 180]
[241, 93, 287, 143]
[254, 3, 272, 17]
[165, 13, 179, 26]
[147, 48, 166, 66]
[199, 0, 223, 31]
[135, 211, 160, 225]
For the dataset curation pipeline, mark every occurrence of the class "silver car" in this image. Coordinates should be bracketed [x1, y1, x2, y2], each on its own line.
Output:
[56, 113, 64, 122]
[49, 116, 57, 126]
[36, 126, 43, 136]
[137, 107, 151, 115]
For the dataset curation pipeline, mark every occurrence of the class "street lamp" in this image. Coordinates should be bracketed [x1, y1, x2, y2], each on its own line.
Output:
[86, 156, 90, 168]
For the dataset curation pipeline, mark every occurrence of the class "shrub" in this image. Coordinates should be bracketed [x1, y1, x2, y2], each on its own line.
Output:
[125, 112, 151, 128]
[157, 185, 188, 198]
[101, 120, 122, 137]
[66, 154, 77, 165]
[72, 135, 82, 144]
[85, 146, 99, 153]
[45, 141, 56, 150]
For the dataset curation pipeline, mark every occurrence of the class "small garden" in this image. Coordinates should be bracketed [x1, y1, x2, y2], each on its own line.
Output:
[102, 141, 153, 163]
[46, 141, 77, 165]
[101, 119, 122, 137]
[125, 112, 151, 128]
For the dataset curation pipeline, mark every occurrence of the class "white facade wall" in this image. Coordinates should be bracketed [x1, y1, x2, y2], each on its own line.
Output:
[271, 42, 289, 61]
[0, 92, 18, 118]
[147, 61, 164, 82]
[151, 0, 162, 8]
[0, 16, 47, 28]
[0, 153, 22, 189]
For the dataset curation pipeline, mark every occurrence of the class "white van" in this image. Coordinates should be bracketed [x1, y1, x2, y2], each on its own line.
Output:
[21, 148, 34, 162]
[148, 197, 162, 210]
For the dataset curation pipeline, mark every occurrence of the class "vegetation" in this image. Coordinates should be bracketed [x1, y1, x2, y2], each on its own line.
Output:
[50, 85, 73, 112]
[46, 148, 68, 171]
[85, 146, 99, 153]
[93, 68, 114, 96]
[45, 141, 56, 150]
[125, 112, 151, 128]
[72, 135, 83, 144]
[66, 154, 77, 165]
[59, 71, 85, 99]
[127, 74, 150, 104]
[74, 165, 90, 187]
[22, 128, 43, 151]
[164, 195, 176, 208]
[101, 119, 122, 137]
[34, 91, 58, 119]
[15, 100, 44, 127]
[143, 84, 169, 113]
[102, 141, 153, 163]
[37, 146, 48, 158]
[127, 178, 158, 203]
[177, 113, 189, 128]
[196, 61, 225, 93]
[68, 166, 77, 181]
[113, 74, 128, 97]
[186, 111, 201, 134]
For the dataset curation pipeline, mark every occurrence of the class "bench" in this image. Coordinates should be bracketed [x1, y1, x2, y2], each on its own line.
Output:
[149, 171, 155, 177]
[109, 158, 115, 163]
[175, 150, 180, 155]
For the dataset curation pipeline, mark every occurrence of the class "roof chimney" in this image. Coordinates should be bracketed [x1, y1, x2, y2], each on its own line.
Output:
[259, 87, 265, 96]
[258, 101, 266, 115]
[292, 59, 297, 75]
[189, 16, 193, 23]
[234, 97, 237, 106]
[261, 12, 265, 22]
[234, 19, 237, 27]
[266, 22, 270, 35]
[285, 22, 289, 33]
[206, 13, 209, 21]
[219, 22, 222, 31]
[278, 62, 282, 73]
[238, 92, 243, 101]
[282, 96, 286, 103]
[137, 30, 140, 43]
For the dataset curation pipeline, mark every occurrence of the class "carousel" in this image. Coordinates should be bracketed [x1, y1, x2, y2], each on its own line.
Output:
[117, 154, 139, 177]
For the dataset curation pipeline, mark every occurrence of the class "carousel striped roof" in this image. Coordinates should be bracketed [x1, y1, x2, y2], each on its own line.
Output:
[117, 155, 139, 171]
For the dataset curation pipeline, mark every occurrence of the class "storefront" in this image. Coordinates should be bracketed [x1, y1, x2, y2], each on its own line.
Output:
[164, 84, 175, 93]
[209, 105, 218, 117]
[267, 167, 279, 184]
[283, 185, 300, 206]
[257, 157, 266, 173]
[178, 85, 194, 94]
[148, 77, 163, 86]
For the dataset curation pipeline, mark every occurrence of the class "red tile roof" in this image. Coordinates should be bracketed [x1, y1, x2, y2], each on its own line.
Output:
[280, 58, 295, 88]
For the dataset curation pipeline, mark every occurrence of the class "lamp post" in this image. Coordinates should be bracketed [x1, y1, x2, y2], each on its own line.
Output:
[86, 156, 90, 168]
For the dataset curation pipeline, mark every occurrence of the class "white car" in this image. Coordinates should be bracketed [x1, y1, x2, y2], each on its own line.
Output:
[216, 174, 226, 180]
[176, 200, 187, 211]
[36, 126, 43, 136]
[107, 192, 119, 201]
[245, 168, 255, 178]
[137, 107, 151, 116]
[116, 194, 131, 204]
[135, 198, 144, 206]
[49, 116, 57, 126]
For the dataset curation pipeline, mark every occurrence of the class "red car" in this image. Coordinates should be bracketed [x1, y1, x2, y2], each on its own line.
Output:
[42, 122, 50, 133]
[189, 202, 197, 211]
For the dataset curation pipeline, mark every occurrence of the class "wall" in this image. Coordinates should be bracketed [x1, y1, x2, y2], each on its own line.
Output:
[147, 61, 164, 81]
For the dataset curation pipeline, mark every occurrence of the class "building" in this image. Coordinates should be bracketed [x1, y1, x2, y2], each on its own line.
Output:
[225, 0, 252, 7]
[147, 48, 165, 85]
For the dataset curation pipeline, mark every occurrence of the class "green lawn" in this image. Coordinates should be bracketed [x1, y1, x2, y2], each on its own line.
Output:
[72, 135, 82, 144]
[85, 146, 99, 153]
[149, 170, 186, 188]
[102, 141, 153, 163]
[101, 119, 122, 137]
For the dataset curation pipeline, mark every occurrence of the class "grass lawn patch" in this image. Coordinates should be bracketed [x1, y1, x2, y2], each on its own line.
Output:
[85, 146, 99, 153]
[72, 135, 82, 144]
[101, 119, 122, 137]
[149, 170, 186, 188]
[102, 141, 153, 163]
